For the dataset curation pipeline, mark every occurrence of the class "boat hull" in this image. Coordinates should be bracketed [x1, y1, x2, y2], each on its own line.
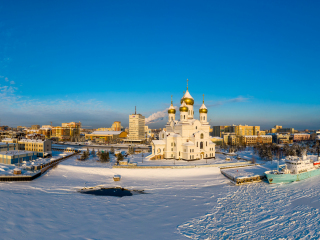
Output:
[266, 168, 320, 184]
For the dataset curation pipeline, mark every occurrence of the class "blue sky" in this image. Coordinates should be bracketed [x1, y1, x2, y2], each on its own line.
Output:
[0, 0, 319, 130]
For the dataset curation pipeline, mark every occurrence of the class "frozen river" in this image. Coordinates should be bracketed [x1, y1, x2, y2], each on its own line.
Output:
[0, 152, 320, 239]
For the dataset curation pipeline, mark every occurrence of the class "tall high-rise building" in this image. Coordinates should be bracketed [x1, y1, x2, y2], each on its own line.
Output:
[128, 110, 145, 140]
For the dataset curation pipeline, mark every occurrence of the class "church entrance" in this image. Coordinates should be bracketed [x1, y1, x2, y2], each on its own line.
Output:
[200, 153, 204, 159]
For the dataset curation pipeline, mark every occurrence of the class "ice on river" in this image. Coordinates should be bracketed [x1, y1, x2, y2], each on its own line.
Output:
[178, 177, 320, 239]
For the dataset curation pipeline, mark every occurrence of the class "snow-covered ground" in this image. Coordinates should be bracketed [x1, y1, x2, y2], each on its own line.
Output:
[130, 152, 249, 167]
[1, 150, 320, 239]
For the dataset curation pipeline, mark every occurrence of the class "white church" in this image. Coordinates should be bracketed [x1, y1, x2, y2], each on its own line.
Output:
[149, 83, 215, 160]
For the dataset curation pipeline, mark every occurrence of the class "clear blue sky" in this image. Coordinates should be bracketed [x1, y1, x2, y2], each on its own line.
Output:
[0, 0, 319, 130]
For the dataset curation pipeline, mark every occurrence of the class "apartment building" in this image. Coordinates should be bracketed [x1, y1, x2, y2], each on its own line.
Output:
[18, 139, 52, 157]
[292, 133, 310, 142]
[52, 122, 81, 142]
[239, 135, 272, 145]
[128, 114, 145, 141]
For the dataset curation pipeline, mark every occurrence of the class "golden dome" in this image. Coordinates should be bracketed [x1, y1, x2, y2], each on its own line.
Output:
[168, 108, 176, 114]
[199, 108, 208, 113]
[180, 106, 188, 112]
[199, 94, 207, 113]
[168, 95, 176, 114]
[180, 101, 188, 112]
[181, 80, 194, 105]
[180, 98, 194, 105]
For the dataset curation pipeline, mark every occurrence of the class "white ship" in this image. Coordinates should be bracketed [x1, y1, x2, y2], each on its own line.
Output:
[265, 154, 320, 184]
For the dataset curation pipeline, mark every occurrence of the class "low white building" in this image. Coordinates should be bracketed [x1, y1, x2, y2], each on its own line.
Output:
[150, 84, 215, 160]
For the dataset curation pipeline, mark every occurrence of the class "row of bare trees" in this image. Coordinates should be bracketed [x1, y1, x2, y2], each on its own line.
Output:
[253, 142, 320, 161]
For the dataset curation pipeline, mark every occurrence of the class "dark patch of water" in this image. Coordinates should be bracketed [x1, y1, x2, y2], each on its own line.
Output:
[79, 187, 145, 197]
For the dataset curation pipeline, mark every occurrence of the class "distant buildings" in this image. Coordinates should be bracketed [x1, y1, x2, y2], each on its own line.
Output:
[85, 131, 127, 143]
[52, 122, 81, 142]
[0, 142, 17, 152]
[31, 125, 40, 130]
[267, 125, 295, 134]
[0, 151, 37, 164]
[127, 110, 145, 142]
[2, 138, 52, 157]
[213, 124, 262, 145]
[239, 135, 272, 145]
[97, 121, 124, 132]
[272, 134, 292, 144]
[292, 133, 310, 142]
[213, 125, 260, 138]
[145, 126, 152, 138]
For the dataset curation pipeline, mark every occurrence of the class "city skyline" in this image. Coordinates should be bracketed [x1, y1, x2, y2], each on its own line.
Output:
[1, 1, 319, 129]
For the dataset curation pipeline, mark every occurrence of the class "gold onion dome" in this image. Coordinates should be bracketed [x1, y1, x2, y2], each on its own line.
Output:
[168, 107, 176, 114]
[180, 79, 194, 105]
[199, 94, 208, 113]
[179, 101, 188, 112]
[180, 90, 194, 105]
[168, 95, 176, 114]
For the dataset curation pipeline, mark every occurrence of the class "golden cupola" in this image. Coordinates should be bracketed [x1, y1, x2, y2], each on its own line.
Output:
[168, 96, 176, 114]
[180, 79, 194, 105]
[179, 101, 188, 112]
[199, 94, 208, 113]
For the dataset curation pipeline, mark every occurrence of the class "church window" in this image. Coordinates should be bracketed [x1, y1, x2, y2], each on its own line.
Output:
[171, 143, 173, 146]
[171, 148, 173, 151]
[179, 151, 180, 156]
[206, 142, 207, 146]
[196, 126, 197, 130]
[190, 149, 191, 153]
[197, 142, 198, 147]
[200, 142, 203, 149]
[206, 154, 207, 158]
[184, 115, 185, 119]
[174, 143, 176, 146]
[190, 156, 191, 159]
[200, 133, 204, 139]
[162, 134, 164, 138]
[204, 116, 205, 120]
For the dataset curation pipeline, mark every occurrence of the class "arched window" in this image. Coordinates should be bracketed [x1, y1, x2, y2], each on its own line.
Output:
[200, 142, 203, 149]
[206, 142, 207, 147]
[200, 133, 204, 139]
[197, 142, 198, 147]
[162, 134, 164, 138]
[196, 126, 197, 130]
[179, 151, 180, 156]
[184, 115, 185, 119]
